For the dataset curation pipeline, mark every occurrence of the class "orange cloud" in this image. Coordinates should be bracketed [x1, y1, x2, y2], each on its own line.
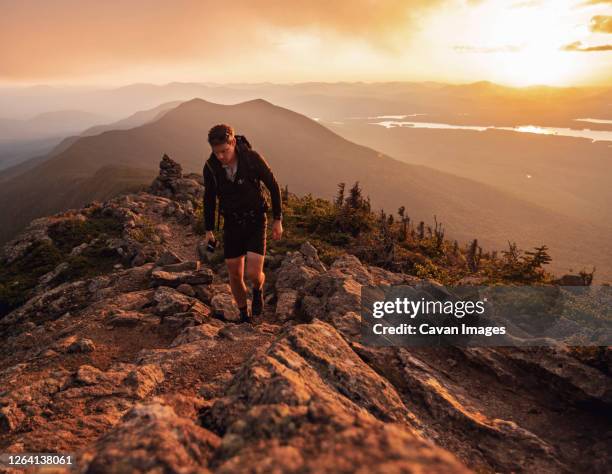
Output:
[0, 0, 444, 81]
[561, 40, 612, 51]
[590, 15, 612, 33]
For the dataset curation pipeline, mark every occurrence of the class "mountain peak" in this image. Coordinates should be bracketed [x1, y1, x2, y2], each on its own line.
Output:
[239, 98, 272, 106]
[176, 97, 274, 108]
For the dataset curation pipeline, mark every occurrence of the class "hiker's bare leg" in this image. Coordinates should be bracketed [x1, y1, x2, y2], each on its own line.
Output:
[225, 255, 247, 307]
[245, 251, 265, 290]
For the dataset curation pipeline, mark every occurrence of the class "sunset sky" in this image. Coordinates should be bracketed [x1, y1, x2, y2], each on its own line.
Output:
[1, 0, 611, 87]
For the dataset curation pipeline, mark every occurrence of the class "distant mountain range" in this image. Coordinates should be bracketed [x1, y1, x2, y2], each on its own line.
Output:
[0, 110, 111, 172]
[0, 97, 609, 279]
[0, 109, 110, 141]
[0, 101, 180, 178]
[2, 81, 610, 130]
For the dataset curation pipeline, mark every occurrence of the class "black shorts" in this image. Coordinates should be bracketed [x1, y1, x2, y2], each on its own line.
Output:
[223, 212, 267, 259]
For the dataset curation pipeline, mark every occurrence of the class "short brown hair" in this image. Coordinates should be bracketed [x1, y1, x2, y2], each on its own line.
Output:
[208, 124, 234, 146]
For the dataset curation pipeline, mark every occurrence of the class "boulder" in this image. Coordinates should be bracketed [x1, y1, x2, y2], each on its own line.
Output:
[0, 404, 26, 433]
[66, 337, 96, 354]
[152, 287, 209, 318]
[276, 251, 321, 291]
[329, 253, 374, 285]
[150, 268, 214, 287]
[554, 274, 590, 286]
[170, 323, 221, 347]
[155, 249, 182, 266]
[157, 260, 198, 273]
[275, 289, 298, 321]
[106, 309, 156, 327]
[211, 294, 240, 322]
[299, 241, 327, 272]
[176, 283, 195, 296]
[79, 402, 220, 473]
[59, 363, 164, 401]
[199, 321, 467, 473]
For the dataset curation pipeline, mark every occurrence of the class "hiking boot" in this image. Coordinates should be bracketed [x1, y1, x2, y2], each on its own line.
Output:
[238, 305, 251, 323]
[252, 285, 264, 316]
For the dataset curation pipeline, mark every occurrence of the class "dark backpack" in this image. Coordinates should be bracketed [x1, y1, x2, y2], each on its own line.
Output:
[204, 134, 270, 230]
[235, 135, 271, 209]
[235, 134, 253, 154]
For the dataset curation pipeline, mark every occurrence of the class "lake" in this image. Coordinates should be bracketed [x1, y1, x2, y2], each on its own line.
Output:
[335, 115, 612, 143]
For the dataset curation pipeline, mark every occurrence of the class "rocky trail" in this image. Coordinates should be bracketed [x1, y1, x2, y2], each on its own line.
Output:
[0, 156, 609, 473]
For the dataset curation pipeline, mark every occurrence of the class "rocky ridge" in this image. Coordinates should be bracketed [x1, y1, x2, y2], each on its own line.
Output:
[0, 155, 609, 473]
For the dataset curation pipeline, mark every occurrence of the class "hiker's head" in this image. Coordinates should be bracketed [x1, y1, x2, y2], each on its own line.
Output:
[208, 124, 236, 165]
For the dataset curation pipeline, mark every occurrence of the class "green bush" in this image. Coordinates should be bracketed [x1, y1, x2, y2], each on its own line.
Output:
[48, 215, 123, 252]
[0, 241, 63, 316]
[0, 214, 126, 317]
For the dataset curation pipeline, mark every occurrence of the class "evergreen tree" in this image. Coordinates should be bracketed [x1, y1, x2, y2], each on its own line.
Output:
[523, 245, 552, 270]
[398, 206, 408, 242]
[347, 181, 364, 210]
[335, 182, 345, 207]
[433, 216, 445, 251]
[467, 239, 480, 272]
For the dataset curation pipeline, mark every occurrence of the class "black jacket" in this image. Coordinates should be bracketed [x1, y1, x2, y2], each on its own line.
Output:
[203, 147, 282, 231]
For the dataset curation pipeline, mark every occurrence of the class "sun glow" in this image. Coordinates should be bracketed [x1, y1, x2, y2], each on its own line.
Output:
[421, 0, 604, 86]
[480, 1, 584, 85]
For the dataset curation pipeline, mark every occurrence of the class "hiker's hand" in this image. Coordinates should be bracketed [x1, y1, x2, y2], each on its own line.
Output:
[205, 230, 215, 244]
[272, 220, 283, 240]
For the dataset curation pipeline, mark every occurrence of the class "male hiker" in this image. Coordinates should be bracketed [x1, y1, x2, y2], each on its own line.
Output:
[202, 124, 283, 322]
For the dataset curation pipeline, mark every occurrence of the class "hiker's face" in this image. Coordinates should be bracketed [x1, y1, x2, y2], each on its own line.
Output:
[212, 138, 236, 165]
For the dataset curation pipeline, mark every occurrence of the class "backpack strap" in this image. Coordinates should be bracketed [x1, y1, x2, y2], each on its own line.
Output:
[242, 151, 270, 212]
[234, 134, 256, 178]
[204, 159, 221, 231]
[205, 157, 220, 186]
[235, 134, 252, 151]
[243, 151, 259, 182]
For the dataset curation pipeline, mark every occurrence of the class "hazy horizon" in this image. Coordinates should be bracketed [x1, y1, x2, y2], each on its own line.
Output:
[2, 0, 611, 88]
[2, 78, 612, 91]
